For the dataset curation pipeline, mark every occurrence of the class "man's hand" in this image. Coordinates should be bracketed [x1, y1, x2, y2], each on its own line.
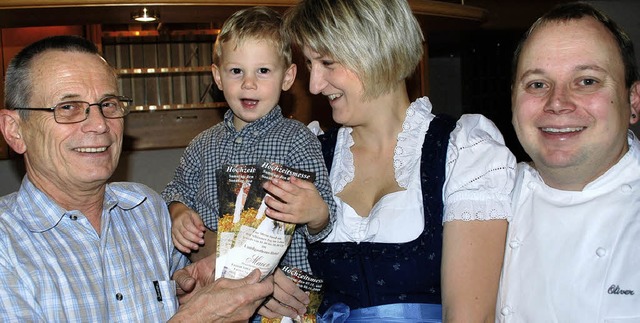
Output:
[171, 269, 274, 322]
[174, 254, 216, 305]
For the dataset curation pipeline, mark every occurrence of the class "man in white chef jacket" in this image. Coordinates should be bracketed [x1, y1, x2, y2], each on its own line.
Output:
[496, 2, 640, 322]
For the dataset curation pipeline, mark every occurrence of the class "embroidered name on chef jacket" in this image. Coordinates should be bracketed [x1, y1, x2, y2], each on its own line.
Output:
[608, 284, 635, 295]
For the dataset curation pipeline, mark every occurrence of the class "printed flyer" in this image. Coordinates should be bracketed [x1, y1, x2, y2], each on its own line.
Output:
[216, 161, 315, 280]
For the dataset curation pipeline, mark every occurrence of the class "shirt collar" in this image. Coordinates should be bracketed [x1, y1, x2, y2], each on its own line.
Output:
[15, 177, 146, 232]
[222, 105, 283, 137]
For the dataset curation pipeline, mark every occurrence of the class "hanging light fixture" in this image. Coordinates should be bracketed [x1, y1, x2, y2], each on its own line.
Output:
[132, 7, 159, 22]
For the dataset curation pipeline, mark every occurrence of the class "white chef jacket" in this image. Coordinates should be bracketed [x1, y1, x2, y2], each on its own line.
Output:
[497, 131, 640, 322]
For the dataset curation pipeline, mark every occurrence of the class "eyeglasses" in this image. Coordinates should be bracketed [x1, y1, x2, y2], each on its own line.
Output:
[12, 96, 132, 124]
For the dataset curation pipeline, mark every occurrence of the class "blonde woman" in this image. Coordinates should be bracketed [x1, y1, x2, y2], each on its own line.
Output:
[269, 0, 516, 321]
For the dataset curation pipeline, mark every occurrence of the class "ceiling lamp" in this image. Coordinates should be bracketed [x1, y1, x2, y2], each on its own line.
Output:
[132, 7, 158, 22]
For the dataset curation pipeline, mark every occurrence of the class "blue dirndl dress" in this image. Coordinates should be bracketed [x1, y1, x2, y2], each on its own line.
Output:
[311, 115, 456, 322]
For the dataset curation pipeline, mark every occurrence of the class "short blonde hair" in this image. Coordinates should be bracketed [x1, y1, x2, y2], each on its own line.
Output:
[285, 0, 424, 99]
[213, 6, 292, 67]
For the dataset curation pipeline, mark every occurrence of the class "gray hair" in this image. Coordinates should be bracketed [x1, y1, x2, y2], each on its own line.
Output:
[4, 35, 114, 119]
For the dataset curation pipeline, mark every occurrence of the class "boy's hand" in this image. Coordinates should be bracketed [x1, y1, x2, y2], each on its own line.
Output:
[262, 176, 329, 234]
[258, 268, 309, 319]
[169, 202, 206, 253]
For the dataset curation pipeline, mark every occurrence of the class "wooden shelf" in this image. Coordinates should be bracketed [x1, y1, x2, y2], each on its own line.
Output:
[130, 102, 227, 112]
[0, 0, 489, 154]
[102, 29, 219, 38]
[117, 66, 210, 76]
[0, 0, 298, 7]
[411, 1, 486, 21]
[0, 0, 484, 19]
[0, 1, 487, 29]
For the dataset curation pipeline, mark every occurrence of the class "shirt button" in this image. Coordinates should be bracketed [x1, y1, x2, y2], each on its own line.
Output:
[234, 137, 243, 144]
[620, 184, 632, 194]
[527, 181, 536, 189]
[596, 247, 607, 257]
[500, 306, 512, 316]
[116, 293, 123, 301]
[69, 215, 78, 221]
[509, 240, 520, 249]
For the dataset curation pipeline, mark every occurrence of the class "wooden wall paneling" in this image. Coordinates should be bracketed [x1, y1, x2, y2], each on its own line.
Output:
[186, 43, 200, 104]
[123, 108, 224, 150]
[100, 28, 223, 149]
[121, 44, 133, 98]
[0, 136, 6, 161]
[130, 42, 146, 106]
[0, 29, 6, 159]
[157, 42, 172, 106]
[0, 26, 84, 159]
[198, 41, 213, 104]
[175, 42, 187, 104]
[0, 1, 487, 29]
[0, 1, 491, 156]
[142, 42, 158, 106]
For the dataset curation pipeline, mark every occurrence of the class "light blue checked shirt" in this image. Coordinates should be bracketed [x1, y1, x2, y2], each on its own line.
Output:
[0, 176, 189, 322]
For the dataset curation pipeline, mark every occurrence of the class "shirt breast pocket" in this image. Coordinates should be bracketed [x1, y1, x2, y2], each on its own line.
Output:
[151, 280, 179, 317]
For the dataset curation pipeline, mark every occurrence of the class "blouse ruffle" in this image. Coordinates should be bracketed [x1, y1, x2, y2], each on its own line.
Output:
[329, 97, 515, 223]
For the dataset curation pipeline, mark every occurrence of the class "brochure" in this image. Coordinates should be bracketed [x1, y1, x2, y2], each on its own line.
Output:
[215, 161, 315, 280]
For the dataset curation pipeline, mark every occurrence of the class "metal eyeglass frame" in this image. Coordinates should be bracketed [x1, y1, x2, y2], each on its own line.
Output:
[11, 95, 133, 124]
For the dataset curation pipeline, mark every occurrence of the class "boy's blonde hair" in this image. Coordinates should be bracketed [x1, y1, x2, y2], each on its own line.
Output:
[213, 6, 292, 67]
[285, 0, 424, 100]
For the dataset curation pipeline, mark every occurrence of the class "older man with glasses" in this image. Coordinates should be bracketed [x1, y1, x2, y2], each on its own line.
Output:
[0, 35, 272, 322]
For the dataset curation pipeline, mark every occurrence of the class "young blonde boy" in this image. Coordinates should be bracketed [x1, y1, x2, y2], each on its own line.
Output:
[162, 8, 334, 317]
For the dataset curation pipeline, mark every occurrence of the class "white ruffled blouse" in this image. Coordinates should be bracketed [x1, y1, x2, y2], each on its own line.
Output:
[323, 97, 516, 243]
